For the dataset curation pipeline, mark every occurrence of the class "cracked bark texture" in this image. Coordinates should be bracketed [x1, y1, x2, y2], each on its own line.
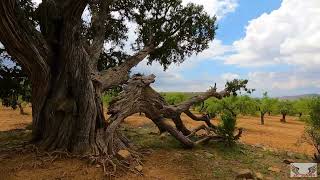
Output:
[0, 0, 148, 156]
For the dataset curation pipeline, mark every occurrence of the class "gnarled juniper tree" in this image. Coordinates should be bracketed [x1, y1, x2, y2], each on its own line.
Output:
[0, 0, 216, 156]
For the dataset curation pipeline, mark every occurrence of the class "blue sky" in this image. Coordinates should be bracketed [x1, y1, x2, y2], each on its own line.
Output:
[217, 0, 281, 45]
[3, 0, 320, 97]
[217, 0, 281, 44]
[134, 0, 320, 97]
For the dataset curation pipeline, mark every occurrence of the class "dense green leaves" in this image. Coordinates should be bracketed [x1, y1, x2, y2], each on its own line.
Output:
[256, 92, 273, 114]
[202, 95, 256, 118]
[216, 112, 237, 146]
[305, 97, 320, 161]
[293, 98, 311, 117]
[0, 59, 31, 109]
[254, 92, 278, 124]
[236, 95, 257, 115]
[307, 97, 320, 128]
[277, 100, 294, 116]
[225, 79, 255, 96]
[161, 92, 188, 105]
[132, 0, 216, 69]
[202, 98, 222, 118]
[94, 0, 217, 71]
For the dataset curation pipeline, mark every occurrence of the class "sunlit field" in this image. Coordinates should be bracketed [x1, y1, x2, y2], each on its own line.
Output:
[0, 106, 317, 179]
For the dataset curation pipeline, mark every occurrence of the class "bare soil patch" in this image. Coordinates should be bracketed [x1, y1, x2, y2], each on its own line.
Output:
[0, 106, 32, 131]
[124, 112, 314, 155]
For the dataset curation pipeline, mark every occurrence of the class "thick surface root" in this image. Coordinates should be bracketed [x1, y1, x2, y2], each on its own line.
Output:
[2, 141, 144, 178]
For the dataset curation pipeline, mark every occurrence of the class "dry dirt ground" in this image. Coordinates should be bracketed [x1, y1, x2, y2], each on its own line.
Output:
[0, 106, 316, 179]
[125, 112, 314, 155]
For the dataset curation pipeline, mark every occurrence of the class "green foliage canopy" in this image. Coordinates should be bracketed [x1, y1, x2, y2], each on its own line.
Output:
[305, 97, 320, 161]
[293, 98, 311, 117]
[0, 58, 31, 109]
[256, 92, 276, 114]
[277, 100, 294, 115]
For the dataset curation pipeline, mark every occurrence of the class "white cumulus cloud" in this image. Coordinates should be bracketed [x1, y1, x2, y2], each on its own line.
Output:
[225, 0, 320, 69]
[221, 73, 240, 81]
[182, 0, 238, 19]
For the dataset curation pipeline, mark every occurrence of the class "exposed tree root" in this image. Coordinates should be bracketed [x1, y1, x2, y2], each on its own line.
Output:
[3, 143, 144, 177]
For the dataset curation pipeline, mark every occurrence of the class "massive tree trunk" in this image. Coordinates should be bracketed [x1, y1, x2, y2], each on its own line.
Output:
[0, 0, 134, 156]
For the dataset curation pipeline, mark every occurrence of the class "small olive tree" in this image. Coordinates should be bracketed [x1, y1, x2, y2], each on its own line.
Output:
[278, 100, 294, 122]
[293, 98, 310, 118]
[256, 92, 275, 125]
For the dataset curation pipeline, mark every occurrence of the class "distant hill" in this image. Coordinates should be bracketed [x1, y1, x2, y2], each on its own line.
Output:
[278, 94, 320, 100]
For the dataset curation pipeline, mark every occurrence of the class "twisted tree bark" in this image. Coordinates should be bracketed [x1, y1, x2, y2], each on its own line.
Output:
[0, 0, 149, 157]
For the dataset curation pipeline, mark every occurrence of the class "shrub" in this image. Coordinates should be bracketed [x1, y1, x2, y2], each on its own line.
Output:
[216, 112, 237, 146]
[202, 98, 222, 118]
[305, 97, 320, 162]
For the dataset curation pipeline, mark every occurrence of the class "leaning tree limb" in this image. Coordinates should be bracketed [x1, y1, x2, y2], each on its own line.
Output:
[107, 74, 249, 148]
[98, 44, 156, 90]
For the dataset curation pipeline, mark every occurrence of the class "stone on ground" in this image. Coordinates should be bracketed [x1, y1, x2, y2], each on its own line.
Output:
[236, 169, 254, 179]
[268, 166, 281, 173]
[117, 149, 131, 160]
[255, 172, 264, 180]
[134, 165, 143, 172]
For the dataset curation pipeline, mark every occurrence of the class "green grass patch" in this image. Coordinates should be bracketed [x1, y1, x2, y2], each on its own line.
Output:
[123, 123, 314, 179]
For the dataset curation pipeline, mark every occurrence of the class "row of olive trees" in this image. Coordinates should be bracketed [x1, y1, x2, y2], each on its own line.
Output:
[197, 93, 320, 161]
[159, 92, 314, 125]
[201, 93, 313, 125]
[164, 92, 320, 154]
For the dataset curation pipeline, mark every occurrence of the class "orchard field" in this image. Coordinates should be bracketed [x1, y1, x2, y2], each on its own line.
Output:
[0, 98, 318, 179]
[0, 105, 314, 154]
